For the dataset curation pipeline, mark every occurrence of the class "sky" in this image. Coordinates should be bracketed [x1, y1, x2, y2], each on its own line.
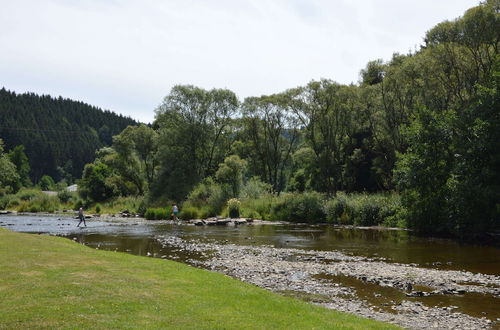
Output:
[0, 0, 478, 123]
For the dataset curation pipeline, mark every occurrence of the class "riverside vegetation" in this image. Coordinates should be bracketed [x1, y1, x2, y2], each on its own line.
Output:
[0, 1, 499, 239]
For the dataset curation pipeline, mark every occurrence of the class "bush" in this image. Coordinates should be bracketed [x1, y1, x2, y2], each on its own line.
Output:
[95, 203, 101, 214]
[137, 200, 147, 217]
[241, 177, 272, 199]
[179, 207, 199, 220]
[7, 197, 21, 208]
[57, 190, 73, 203]
[144, 208, 168, 220]
[324, 192, 348, 224]
[73, 198, 85, 211]
[38, 175, 56, 191]
[17, 194, 58, 213]
[0, 196, 8, 210]
[240, 195, 273, 220]
[186, 177, 229, 215]
[324, 193, 401, 226]
[101, 196, 145, 215]
[270, 192, 325, 223]
[227, 198, 241, 218]
[17, 189, 44, 201]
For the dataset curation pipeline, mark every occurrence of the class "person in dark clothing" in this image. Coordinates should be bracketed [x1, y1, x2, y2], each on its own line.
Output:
[77, 207, 86, 227]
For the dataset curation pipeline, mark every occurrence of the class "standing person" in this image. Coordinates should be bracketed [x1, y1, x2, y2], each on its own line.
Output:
[172, 204, 179, 221]
[77, 207, 86, 227]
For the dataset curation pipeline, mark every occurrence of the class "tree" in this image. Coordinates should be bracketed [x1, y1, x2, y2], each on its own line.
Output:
[241, 93, 300, 193]
[395, 54, 500, 237]
[7, 145, 31, 187]
[0, 139, 19, 193]
[360, 59, 385, 86]
[56, 160, 73, 184]
[0, 88, 137, 182]
[78, 162, 117, 202]
[289, 81, 361, 194]
[215, 155, 247, 197]
[105, 124, 159, 195]
[395, 108, 454, 235]
[152, 85, 238, 200]
[38, 175, 56, 191]
[393, 1, 500, 238]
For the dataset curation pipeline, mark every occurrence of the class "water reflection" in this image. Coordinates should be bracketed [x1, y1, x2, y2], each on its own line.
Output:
[1, 215, 499, 275]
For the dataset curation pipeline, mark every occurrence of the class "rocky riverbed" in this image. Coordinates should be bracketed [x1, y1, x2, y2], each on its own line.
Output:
[157, 235, 500, 329]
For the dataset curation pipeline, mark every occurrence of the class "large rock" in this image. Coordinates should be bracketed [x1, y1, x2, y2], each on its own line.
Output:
[234, 219, 247, 225]
[204, 220, 217, 226]
[216, 219, 231, 225]
[190, 219, 204, 226]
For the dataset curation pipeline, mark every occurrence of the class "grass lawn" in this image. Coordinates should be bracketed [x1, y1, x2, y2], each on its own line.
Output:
[0, 228, 397, 329]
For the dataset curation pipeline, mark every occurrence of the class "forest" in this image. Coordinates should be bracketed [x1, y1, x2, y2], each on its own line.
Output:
[0, 88, 137, 182]
[1, 1, 498, 239]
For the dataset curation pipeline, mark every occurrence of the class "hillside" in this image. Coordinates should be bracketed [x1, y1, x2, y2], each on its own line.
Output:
[0, 88, 138, 182]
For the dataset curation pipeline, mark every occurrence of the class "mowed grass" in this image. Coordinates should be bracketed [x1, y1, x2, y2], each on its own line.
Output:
[0, 229, 397, 329]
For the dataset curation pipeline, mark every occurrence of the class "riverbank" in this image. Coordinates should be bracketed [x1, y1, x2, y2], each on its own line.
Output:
[157, 235, 500, 329]
[0, 228, 394, 329]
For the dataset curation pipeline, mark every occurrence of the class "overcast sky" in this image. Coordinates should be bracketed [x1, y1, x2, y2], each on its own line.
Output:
[0, 0, 477, 123]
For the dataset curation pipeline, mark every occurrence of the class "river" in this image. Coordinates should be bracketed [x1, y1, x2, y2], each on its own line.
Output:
[1, 214, 499, 329]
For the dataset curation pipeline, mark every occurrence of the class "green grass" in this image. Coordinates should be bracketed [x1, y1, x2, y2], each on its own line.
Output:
[0, 228, 397, 329]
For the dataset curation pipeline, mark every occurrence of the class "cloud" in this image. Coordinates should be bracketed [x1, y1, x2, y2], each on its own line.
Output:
[0, 0, 478, 122]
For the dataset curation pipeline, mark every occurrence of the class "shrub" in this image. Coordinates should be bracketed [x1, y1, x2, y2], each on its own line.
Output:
[227, 198, 241, 218]
[95, 203, 101, 214]
[240, 195, 273, 220]
[73, 198, 85, 211]
[350, 195, 379, 226]
[17, 194, 58, 213]
[241, 177, 272, 199]
[0, 196, 8, 210]
[323, 193, 401, 226]
[186, 177, 229, 215]
[38, 175, 56, 191]
[6, 197, 21, 208]
[137, 200, 147, 217]
[178, 207, 199, 220]
[57, 190, 73, 203]
[17, 189, 44, 201]
[270, 192, 325, 223]
[324, 192, 348, 224]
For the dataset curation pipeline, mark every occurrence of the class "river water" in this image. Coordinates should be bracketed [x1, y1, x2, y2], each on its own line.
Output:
[1, 215, 499, 329]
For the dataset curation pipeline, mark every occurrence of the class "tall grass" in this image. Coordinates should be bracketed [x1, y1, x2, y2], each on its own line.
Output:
[0, 188, 76, 213]
[0, 188, 148, 216]
[144, 208, 169, 220]
[97, 196, 146, 215]
[323, 192, 402, 227]
[267, 192, 326, 223]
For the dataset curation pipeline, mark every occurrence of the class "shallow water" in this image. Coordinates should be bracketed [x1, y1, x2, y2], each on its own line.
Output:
[1, 215, 499, 274]
[1, 214, 499, 323]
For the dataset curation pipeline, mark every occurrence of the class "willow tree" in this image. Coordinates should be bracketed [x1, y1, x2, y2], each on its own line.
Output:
[241, 93, 300, 193]
[152, 85, 238, 200]
[288, 80, 362, 194]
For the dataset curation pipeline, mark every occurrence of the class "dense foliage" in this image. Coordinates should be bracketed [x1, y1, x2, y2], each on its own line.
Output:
[1, 2, 498, 239]
[149, 1, 496, 237]
[0, 88, 137, 182]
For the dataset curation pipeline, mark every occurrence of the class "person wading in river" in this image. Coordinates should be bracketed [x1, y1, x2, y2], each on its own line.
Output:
[172, 204, 179, 221]
[77, 207, 86, 227]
